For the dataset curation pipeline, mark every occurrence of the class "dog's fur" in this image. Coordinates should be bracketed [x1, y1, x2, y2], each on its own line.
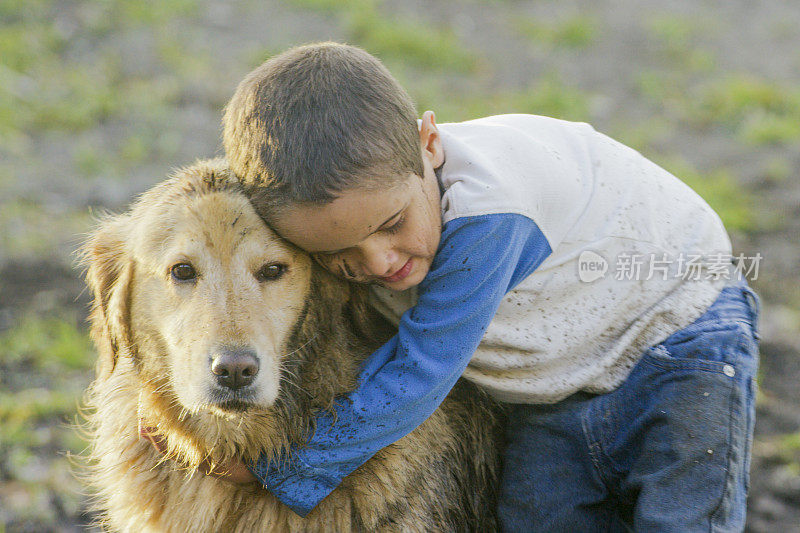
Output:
[78, 159, 502, 532]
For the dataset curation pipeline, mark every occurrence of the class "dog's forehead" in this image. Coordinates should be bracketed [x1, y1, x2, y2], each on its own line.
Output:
[182, 191, 282, 243]
[134, 186, 292, 261]
[190, 190, 260, 227]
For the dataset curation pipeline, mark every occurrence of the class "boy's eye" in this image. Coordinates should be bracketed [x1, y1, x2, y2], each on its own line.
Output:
[383, 213, 406, 235]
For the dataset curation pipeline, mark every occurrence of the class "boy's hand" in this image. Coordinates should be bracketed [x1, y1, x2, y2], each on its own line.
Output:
[138, 418, 258, 485]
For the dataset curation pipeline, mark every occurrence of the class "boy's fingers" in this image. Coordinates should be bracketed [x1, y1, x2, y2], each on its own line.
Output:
[137, 419, 255, 484]
[199, 457, 258, 484]
[145, 432, 169, 455]
[138, 418, 168, 455]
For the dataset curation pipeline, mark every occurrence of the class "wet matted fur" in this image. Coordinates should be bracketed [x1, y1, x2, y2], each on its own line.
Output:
[78, 159, 503, 532]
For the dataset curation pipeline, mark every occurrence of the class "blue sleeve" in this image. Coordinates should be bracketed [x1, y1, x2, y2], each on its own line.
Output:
[249, 213, 552, 516]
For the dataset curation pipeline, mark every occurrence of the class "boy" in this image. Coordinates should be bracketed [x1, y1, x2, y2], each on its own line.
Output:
[211, 42, 759, 530]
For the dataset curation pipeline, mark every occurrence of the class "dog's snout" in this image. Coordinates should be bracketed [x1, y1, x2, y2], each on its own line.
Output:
[211, 348, 259, 390]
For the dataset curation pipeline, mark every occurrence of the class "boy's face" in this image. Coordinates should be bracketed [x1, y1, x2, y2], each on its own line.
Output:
[270, 114, 444, 291]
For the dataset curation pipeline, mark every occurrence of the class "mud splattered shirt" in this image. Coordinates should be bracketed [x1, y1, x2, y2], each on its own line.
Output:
[251, 114, 732, 515]
[370, 114, 733, 402]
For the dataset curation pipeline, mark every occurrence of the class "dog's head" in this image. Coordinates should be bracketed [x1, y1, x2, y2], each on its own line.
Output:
[82, 159, 331, 416]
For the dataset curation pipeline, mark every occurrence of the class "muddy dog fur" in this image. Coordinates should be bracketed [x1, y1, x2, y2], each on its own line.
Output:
[78, 159, 503, 532]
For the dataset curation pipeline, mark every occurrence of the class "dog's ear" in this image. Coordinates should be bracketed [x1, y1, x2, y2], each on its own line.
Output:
[345, 283, 396, 344]
[81, 216, 135, 379]
[309, 266, 395, 345]
[309, 264, 351, 306]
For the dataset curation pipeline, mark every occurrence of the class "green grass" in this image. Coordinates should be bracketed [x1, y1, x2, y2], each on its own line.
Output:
[0, 389, 83, 445]
[284, 0, 477, 72]
[473, 76, 592, 122]
[771, 432, 800, 473]
[25, 61, 122, 132]
[241, 46, 284, 69]
[645, 13, 717, 73]
[284, 0, 357, 13]
[0, 314, 94, 372]
[119, 133, 152, 165]
[690, 75, 800, 145]
[0, 314, 93, 497]
[108, 0, 200, 25]
[0, 385, 88, 527]
[0, 313, 93, 495]
[646, 14, 707, 51]
[740, 112, 800, 145]
[0, 200, 94, 259]
[609, 118, 674, 154]
[638, 67, 800, 147]
[0, 161, 12, 188]
[694, 75, 800, 123]
[0, 20, 65, 72]
[0, 0, 203, 142]
[0, 9, 70, 137]
[636, 69, 689, 113]
[513, 15, 599, 49]
[407, 74, 593, 124]
[347, 7, 477, 72]
[73, 144, 106, 178]
[762, 157, 791, 185]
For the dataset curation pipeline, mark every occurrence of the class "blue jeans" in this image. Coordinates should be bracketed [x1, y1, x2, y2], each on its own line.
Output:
[498, 280, 760, 532]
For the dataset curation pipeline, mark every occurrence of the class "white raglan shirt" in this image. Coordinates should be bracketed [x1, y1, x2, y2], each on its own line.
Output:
[369, 114, 732, 404]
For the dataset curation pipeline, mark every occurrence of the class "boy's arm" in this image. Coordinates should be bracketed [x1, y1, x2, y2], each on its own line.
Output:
[251, 213, 552, 516]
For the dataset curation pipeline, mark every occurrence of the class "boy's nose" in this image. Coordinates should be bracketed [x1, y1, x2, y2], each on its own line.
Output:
[359, 242, 399, 277]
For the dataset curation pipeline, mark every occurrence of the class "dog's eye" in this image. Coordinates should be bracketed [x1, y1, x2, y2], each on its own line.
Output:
[171, 263, 197, 282]
[256, 263, 286, 282]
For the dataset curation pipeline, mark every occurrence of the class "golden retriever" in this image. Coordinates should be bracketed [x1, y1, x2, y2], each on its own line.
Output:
[78, 158, 502, 532]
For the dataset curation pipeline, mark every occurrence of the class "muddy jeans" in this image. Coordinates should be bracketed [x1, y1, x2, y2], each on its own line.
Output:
[498, 279, 760, 532]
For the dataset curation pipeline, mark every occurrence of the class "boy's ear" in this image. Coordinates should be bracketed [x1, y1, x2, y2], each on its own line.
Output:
[419, 110, 444, 168]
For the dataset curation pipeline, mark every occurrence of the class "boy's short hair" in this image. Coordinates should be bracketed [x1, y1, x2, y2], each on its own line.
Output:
[223, 42, 422, 215]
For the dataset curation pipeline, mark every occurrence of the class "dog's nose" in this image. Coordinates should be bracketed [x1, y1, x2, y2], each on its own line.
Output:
[211, 348, 259, 390]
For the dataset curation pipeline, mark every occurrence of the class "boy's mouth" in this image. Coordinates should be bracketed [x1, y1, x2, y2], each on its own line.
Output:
[380, 258, 413, 283]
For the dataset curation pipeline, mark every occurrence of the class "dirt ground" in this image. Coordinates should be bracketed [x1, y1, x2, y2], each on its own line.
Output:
[1, 0, 798, 531]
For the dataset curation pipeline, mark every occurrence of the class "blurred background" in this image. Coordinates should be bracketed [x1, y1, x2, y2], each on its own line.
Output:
[0, 0, 798, 531]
